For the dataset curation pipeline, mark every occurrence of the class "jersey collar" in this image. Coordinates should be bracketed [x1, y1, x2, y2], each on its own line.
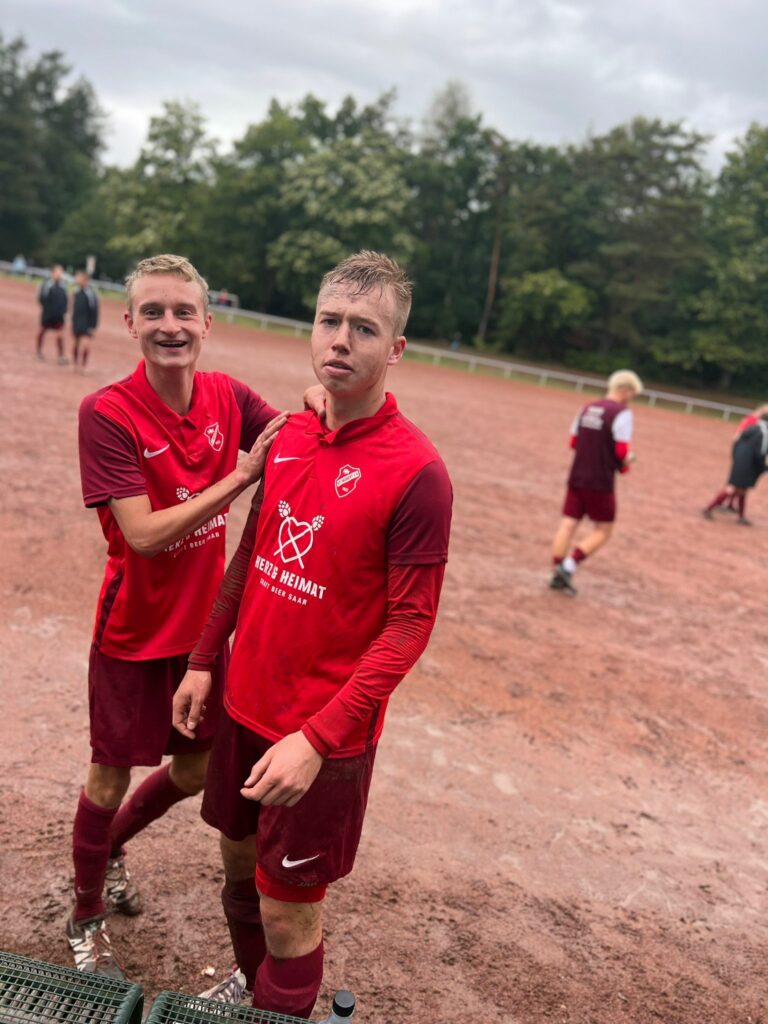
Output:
[131, 360, 203, 429]
[306, 392, 399, 446]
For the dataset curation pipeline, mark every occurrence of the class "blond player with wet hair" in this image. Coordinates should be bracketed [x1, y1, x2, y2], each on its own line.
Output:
[173, 251, 453, 1017]
[549, 369, 642, 596]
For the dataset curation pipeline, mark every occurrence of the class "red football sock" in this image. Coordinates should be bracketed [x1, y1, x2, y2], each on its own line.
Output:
[252, 942, 324, 1020]
[552, 556, 563, 566]
[222, 876, 267, 990]
[705, 490, 729, 512]
[72, 790, 119, 921]
[737, 494, 746, 517]
[572, 547, 587, 563]
[109, 764, 188, 856]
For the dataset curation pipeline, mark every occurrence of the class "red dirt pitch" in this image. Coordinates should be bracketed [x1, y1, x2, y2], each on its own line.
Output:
[1, 276, 766, 1024]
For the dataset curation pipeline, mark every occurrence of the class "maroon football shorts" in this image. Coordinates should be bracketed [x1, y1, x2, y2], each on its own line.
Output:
[41, 319, 64, 330]
[562, 486, 616, 523]
[201, 710, 376, 895]
[88, 643, 229, 767]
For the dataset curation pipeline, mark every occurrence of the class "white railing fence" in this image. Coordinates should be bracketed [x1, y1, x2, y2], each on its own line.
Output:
[2, 261, 751, 421]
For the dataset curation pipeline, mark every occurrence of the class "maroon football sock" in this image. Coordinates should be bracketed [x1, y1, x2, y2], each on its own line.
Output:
[252, 943, 324, 1020]
[737, 494, 746, 517]
[221, 876, 267, 990]
[552, 556, 563, 566]
[727, 493, 738, 509]
[572, 547, 587, 563]
[109, 764, 188, 856]
[705, 490, 729, 512]
[56, 335, 64, 358]
[36, 329, 45, 355]
[72, 790, 119, 921]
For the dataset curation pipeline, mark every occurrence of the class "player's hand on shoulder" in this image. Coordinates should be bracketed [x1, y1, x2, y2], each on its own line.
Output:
[303, 385, 327, 420]
[240, 731, 323, 807]
[172, 669, 213, 738]
[239, 411, 289, 485]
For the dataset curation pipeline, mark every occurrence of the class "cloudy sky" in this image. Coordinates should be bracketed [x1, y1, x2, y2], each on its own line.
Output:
[4, 0, 768, 167]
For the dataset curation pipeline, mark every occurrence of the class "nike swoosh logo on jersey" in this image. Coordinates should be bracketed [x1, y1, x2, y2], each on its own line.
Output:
[274, 454, 301, 463]
[143, 444, 170, 459]
[281, 854, 320, 869]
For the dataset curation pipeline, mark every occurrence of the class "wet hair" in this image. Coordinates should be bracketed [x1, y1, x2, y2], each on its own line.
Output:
[125, 254, 209, 313]
[319, 251, 412, 336]
[607, 369, 643, 396]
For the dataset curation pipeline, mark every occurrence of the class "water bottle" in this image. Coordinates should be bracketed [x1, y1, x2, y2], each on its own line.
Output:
[317, 989, 355, 1022]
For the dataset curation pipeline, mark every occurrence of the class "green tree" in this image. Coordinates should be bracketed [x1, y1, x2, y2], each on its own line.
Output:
[406, 82, 500, 340]
[267, 131, 414, 312]
[688, 124, 768, 388]
[0, 34, 104, 260]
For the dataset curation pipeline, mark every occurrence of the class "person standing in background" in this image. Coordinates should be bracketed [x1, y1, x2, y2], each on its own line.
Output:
[37, 264, 68, 364]
[72, 270, 100, 371]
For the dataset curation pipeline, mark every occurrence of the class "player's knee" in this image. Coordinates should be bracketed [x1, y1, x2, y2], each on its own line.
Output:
[259, 894, 323, 958]
[86, 765, 131, 808]
[220, 834, 258, 881]
[169, 753, 208, 795]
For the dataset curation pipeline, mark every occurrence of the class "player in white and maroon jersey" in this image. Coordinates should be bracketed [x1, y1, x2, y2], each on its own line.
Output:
[67, 254, 324, 979]
[172, 252, 453, 1018]
[549, 370, 643, 596]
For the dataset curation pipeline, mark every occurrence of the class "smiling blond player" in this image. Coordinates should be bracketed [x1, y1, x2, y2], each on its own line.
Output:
[67, 254, 326, 978]
[173, 251, 453, 1018]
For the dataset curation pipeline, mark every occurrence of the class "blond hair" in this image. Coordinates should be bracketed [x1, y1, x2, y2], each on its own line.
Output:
[125, 254, 209, 313]
[607, 369, 643, 396]
[319, 251, 412, 336]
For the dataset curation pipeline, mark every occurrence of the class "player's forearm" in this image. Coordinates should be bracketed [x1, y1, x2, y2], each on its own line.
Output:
[114, 466, 254, 558]
[188, 484, 264, 669]
[302, 563, 445, 756]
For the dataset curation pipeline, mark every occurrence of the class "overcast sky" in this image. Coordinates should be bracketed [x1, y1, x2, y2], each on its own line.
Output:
[4, 0, 768, 168]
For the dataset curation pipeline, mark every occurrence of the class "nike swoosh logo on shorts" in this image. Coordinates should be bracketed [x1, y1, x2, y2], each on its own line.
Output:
[281, 854, 320, 869]
[143, 444, 170, 459]
[274, 454, 300, 463]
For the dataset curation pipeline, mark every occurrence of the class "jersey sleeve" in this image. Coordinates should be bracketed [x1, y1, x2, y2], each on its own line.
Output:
[302, 562, 446, 756]
[188, 482, 264, 670]
[230, 379, 280, 450]
[387, 461, 453, 566]
[79, 395, 147, 508]
[612, 409, 634, 442]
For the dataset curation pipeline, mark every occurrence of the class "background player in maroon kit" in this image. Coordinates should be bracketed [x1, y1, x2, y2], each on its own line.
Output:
[549, 370, 642, 595]
[173, 252, 453, 1018]
[68, 254, 296, 978]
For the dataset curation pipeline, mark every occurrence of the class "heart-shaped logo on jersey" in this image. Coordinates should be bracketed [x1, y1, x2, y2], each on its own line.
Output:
[274, 501, 324, 569]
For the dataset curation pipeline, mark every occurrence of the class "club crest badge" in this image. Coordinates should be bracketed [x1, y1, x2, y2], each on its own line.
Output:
[335, 464, 361, 498]
[205, 422, 224, 451]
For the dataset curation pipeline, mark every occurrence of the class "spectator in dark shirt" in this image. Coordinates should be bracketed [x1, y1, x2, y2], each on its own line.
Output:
[37, 264, 68, 364]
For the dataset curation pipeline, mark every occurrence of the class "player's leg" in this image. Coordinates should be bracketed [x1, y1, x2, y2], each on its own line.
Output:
[68, 763, 131, 978]
[107, 651, 226, 910]
[73, 333, 82, 367]
[81, 335, 91, 369]
[56, 329, 67, 365]
[213, 834, 265, 997]
[704, 483, 734, 518]
[36, 326, 47, 359]
[252, 893, 324, 1018]
[734, 488, 751, 525]
[73, 764, 132, 919]
[558, 490, 615, 585]
[550, 492, 583, 594]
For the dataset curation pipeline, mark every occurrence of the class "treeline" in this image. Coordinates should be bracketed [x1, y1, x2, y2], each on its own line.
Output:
[3, 34, 768, 392]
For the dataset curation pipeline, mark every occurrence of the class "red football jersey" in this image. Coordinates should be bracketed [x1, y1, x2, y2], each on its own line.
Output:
[224, 394, 452, 757]
[568, 398, 633, 492]
[79, 361, 276, 659]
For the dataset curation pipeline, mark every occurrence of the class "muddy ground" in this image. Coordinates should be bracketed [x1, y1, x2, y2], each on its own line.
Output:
[0, 277, 766, 1023]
